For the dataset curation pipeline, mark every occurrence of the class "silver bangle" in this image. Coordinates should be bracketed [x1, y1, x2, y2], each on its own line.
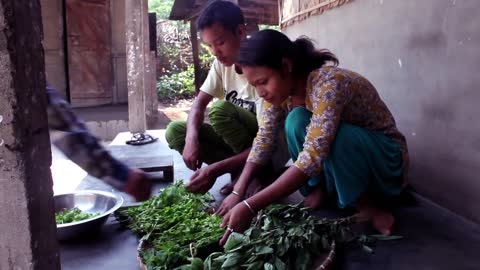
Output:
[242, 200, 256, 215]
[232, 190, 243, 198]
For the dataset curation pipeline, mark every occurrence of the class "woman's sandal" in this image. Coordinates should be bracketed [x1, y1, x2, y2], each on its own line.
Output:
[125, 133, 158, 146]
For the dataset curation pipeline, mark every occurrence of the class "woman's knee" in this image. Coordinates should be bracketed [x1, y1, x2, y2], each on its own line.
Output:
[330, 123, 364, 156]
[285, 107, 312, 140]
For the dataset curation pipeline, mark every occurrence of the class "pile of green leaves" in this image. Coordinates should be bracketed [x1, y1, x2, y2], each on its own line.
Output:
[117, 182, 224, 269]
[55, 207, 100, 224]
[157, 65, 196, 100]
[178, 204, 349, 270]
[120, 183, 401, 270]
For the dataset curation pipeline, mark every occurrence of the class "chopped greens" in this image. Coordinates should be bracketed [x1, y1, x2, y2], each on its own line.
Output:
[117, 181, 224, 269]
[55, 207, 100, 224]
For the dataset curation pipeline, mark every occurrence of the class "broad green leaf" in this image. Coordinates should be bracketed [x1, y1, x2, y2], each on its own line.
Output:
[224, 232, 245, 251]
[255, 246, 274, 255]
[264, 262, 274, 270]
[222, 253, 242, 268]
[273, 257, 287, 270]
[245, 261, 263, 270]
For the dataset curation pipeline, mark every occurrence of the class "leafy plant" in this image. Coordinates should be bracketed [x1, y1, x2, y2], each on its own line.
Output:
[199, 44, 215, 69]
[119, 184, 402, 270]
[179, 204, 402, 270]
[157, 65, 196, 100]
[148, 0, 174, 20]
[55, 207, 100, 224]
[117, 182, 224, 269]
[178, 204, 347, 270]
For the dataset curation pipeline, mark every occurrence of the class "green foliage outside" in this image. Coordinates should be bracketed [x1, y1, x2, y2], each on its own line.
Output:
[156, 65, 195, 100]
[148, 0, 278, 101]
[148, 0, 174, 19]
[148, 0, 214, 101]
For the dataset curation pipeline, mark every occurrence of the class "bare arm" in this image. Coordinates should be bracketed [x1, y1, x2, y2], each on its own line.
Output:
[232, 161, 263, 196]
[215, 161, 264, 215]
[219, 165, 309, 245]
[209, 147, 251, 176]
[186, 147, 252, 194]
[183, 91, 213, 170]
[247, 165, 309, 210]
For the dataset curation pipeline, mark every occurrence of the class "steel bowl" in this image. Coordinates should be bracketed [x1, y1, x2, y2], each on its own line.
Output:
[54, 190, 124, 241]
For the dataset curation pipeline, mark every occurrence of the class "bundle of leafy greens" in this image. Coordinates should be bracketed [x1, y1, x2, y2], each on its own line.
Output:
[120, 182, 401, 270]
[178, 203, 353, 270]
[55, 207, 100, 224]
[117, 182, 224, 269]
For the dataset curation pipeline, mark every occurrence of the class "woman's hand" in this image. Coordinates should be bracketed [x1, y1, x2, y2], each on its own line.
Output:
[219, 202, 255, 246]
[215, 193, 242, 216]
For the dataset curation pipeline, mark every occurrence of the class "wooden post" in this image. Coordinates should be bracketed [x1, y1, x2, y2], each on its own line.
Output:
[125, 0, 149, 133]
[150, 51, 158, 114]
[190, 20, 202, 93]
[0, 0, 60, 269]
[148, 13, 158, 116]
[145, 48, 154, 120]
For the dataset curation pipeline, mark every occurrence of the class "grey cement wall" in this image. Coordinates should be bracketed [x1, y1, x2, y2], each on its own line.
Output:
[0, 0, 60, 269]
[284, 0, 480, 224]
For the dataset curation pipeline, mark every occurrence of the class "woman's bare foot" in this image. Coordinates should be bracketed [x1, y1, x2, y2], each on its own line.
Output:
[303, 187, 325, 209]
[372, 210, 395, 235]
[357, 205, 395, 235]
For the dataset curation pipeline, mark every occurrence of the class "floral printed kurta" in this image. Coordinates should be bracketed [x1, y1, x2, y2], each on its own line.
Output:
[247, 66, 409, 184]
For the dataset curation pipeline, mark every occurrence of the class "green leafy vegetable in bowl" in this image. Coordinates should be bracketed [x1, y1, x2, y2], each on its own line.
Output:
[55, 207, 100, 224]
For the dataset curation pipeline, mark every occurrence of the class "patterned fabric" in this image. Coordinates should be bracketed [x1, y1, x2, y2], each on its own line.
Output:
[247, 66, 409, 184]
[47, 86, 130, 189]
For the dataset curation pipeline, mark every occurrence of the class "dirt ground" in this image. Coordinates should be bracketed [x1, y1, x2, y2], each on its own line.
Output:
[148, 98, 194, 129]
[149, 97, 214, 129]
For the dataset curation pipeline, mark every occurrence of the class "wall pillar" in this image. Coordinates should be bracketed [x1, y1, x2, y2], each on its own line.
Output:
[125, 0, 149, 133]
[0, 0, 60, 269]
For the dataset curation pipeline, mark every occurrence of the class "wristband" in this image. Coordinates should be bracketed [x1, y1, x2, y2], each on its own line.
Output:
[242, 200, 256, 215]
[232, 190, 243, 198]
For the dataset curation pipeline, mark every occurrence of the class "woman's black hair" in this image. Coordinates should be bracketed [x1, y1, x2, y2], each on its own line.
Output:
[237, 29, 338, 76]
[197, 0, 245, 33]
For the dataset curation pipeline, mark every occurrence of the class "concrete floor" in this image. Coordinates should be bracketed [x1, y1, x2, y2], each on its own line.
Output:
[55, 130, 480, 270]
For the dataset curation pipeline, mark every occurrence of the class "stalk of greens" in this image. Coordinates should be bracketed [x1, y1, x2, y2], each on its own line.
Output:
[119, 183, 401, 270]
[55, 207, 100, 224]
[117, 182, 224, 269]
[179, 204, 401, 270]
[180, 204, 346, 270]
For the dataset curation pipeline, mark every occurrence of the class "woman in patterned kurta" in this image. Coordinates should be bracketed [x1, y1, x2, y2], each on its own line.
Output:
[217, 30, 408, 245]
